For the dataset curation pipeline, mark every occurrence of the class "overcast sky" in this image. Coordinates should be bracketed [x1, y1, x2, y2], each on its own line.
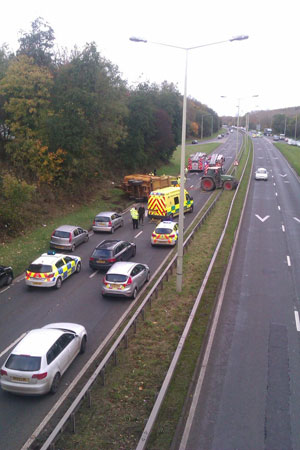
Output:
[1, 0, 300, 116]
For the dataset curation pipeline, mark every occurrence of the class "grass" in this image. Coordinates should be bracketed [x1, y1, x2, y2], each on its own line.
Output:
[274, 143, 300, 175]
[0, 187, 131, 276]
[54, 139, 253, 450]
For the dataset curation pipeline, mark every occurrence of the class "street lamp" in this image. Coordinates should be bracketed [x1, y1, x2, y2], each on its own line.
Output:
[130, 35, 249, 292]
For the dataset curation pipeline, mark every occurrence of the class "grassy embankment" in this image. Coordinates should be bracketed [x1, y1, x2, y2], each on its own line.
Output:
[274, 143, 300, 176]
[55, 139, 251, 450]
[0, 142, 219, 277]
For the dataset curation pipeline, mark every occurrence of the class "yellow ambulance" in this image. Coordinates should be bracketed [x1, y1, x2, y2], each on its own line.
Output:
[147, 186, 193, 220]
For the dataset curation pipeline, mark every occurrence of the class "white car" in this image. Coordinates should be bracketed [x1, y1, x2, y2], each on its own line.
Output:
[0, 323, 87, 395]
[151, 220, 179, 246]
[25, 251, 81, 289]
[255, 168, 268, 181]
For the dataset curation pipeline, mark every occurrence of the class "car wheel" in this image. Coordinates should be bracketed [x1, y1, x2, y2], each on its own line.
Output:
[6, 274, 13, 286]
[111, 227, 115, 234]
[132, 288, 138, 299]
[71, 244, 76, 252]
[146, 271, 150, 282]
[132, 247, 136, 257]
[189, 204, 194, 213]
[76, 262, 81, 273]
[55, 277, 62, 289]
[50, 373, 60, 394]
[169, 213, 174, 220]
[85, 234, 89, 242]
[121, 220, 124, 227]
[80, 335, 87, 354]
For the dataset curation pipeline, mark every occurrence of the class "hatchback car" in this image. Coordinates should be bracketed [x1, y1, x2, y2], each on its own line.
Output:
[151, 221, 179, 246]
[25, 252, 81, 289]
[0, 323, 87, 395]
[92, 212, 124, 233]
[102, 261, 150, 299]
[0, 265, 13, 287]
[50, 225, 89, 252]
[255, 168, 268, 181]
[191, 140, 198, 144]
[89, 240, 136, 271]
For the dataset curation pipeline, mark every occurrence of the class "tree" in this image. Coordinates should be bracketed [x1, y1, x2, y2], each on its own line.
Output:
[17, 17, 55, 67]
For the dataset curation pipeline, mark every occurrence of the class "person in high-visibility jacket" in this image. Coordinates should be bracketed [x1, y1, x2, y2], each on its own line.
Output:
[130, 206, 139, 229]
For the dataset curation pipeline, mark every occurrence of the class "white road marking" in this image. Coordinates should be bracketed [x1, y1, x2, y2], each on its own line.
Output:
[0, 286, 10, 294]
[275, 192, 278, 196]
[16, 275, 25, 282]
[273, 182, 276, 186]
[287, 256, 291, 266]
[255, 214, 270, 222]
[135, 231, 143, 238]
[89, 271, 98, 279]
[282, 225, 285, 232]
[278, 205, 281, 211]
[295, 311, 300, 331]
[293, 217, 300, 223]
[190, 185, 194, 188]
[284, 181, 290, 183]
[0, 333, 27, 358]
[279, 174, 287, 177]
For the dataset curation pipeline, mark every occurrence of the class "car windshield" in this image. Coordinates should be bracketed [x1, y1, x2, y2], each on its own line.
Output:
[28, 264, 52, 273]
[53, 230, 70, 238]
[6, 354, 41, 371]
[257, 169, 266, 173]
[95, 217, 110, 222]
[92, 249, 112, 258]
[155, 228, 172, 234]
[106, 274, 127, 283]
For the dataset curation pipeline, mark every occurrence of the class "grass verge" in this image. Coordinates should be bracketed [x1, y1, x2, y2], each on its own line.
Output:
[54, 139, 252, 450]
[274, 143, 300, 175]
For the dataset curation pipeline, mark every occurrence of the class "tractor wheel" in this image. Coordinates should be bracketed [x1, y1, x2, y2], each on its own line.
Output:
[223, 180, 234, 191]
[201, 177, 216, 191]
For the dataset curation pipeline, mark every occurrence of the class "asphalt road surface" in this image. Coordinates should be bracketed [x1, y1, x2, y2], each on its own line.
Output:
[180, 136, 300, 450]
[0, 132, 241, 450]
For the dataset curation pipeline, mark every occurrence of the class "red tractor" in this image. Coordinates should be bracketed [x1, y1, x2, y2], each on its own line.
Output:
[201, 167, 238, 191]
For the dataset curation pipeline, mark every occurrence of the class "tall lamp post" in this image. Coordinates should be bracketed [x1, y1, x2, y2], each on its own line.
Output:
[130, 35, 248, 292]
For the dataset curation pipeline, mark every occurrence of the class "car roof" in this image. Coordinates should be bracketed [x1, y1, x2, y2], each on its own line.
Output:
[30, 253, 70, 266]
[54, 225, 80, 232]
[11, 328, 65, 356]
[96, 239, 124, 249]
[156, 221, 177, 229]
[256, 167, 267, 171]
[106, 261, 140, 276]
[95, 211, 117, 217]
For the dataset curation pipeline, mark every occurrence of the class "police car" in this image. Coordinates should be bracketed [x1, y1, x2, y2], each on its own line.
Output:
[151, 221, 179, 246]
[25, 251, 81, 289]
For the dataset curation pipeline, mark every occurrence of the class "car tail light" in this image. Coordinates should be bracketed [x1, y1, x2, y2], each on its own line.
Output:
[125, 276, 133, 286]
[90, 257, 95, 261]
[108, 221, 112, 227]
[107, 258, 116, 263]
[32, 372, 48, 380]
[51, 230, 55, 237]
[103, 276, 108, 285]
[69, 233, 72, 243]
[169, 234, 175, 238]
[93, 220, 95, 225]
[45, 273, 54, 278]
[0, 369, 7, 376]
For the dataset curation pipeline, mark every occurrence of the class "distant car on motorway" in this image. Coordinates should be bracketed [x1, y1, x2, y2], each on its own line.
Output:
[217, 134, 222, 139]
[255, 168, 268, 181]
[151, 221, 179, 246]
[102, 261, 150, 299]
[0, 322, 87, 395]
[25, 251, 81, 289]
[0, 265, 13, 287]
[191, 140, 198, 144]
[89, 239, 136, 270]
[273, 135, 279, 141]
[50, 225, 89, 252]
[92, 211, 124, 234]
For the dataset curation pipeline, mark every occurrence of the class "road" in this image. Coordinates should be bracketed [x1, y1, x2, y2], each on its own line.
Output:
[180, 136, 300, 450]
[0, 132, 241, 450]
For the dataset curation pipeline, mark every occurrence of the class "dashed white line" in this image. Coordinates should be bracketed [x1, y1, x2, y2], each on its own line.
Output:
[287, 256, 291, 266]
[295, 311, 300, 332]
[275, 192, 278, 196]
[273, 182, 276, 186]
[0, 286, 10, 295]
[190, 185, 194, 188]
[0, 333, 27, 358]
[278, 205, 281, 211]
[135, 231, 143, 238]
[89, 271, 98, 279]
[282, 225, 285, 232]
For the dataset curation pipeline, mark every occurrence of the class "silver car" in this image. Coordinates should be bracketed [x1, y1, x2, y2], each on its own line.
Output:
[50, 225, 89, 252]
[102, 261, 150, 299]
[0, 323, 87, 395]
[92, 212, 124, 233]
[255, 168, 268, 181]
